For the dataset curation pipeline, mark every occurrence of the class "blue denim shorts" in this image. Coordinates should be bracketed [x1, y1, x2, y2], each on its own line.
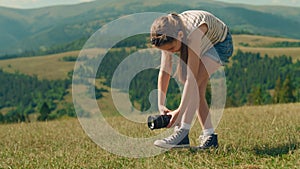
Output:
[204, 31, 233, 65]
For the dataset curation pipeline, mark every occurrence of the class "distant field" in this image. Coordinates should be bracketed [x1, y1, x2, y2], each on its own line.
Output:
[0, 51, 79, 80]
[0, 103, 299, 168]
[232, 35, 300, 47]
[232, 35, 300, 61]
[0, 35, 299, 80]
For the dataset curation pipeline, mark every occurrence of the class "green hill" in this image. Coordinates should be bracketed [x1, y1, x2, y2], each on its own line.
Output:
[0, 0, 300, 56]
[0, 103, 299, 168]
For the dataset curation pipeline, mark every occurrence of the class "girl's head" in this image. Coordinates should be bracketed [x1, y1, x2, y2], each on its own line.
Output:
[150, 13, 185, 51]
[150, 13, 188, 82]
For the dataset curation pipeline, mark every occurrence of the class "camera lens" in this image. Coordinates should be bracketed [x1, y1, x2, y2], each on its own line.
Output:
[147, 116, 156, 130]
[150, 121, 155, 129]
[147, 115, 171, 130]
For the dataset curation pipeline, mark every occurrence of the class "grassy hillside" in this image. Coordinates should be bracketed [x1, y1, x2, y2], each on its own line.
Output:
[0, 33, 299, 167]
[0, 103, 299, 168]
[0, 34, 299, 116]
[0, 51, 79, 80]
[233, 35, 300, 61]
[0, 35, 298, 82]
[240, 5, 300, 22]
[0, 0, 300, 55]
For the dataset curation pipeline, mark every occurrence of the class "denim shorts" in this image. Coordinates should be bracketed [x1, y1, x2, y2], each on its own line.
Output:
[204, 31, 234, 65]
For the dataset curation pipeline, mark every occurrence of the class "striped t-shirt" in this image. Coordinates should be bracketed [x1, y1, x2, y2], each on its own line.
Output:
[179, 10, 228, 54]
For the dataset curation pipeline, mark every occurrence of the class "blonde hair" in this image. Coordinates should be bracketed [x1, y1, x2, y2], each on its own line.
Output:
[150, 13, 188, 83]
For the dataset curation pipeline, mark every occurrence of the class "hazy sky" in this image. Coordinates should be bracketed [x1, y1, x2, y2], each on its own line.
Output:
[0, 0, 94, 9]
[216, 0, 300, 7]
[0, 0, 300, 9]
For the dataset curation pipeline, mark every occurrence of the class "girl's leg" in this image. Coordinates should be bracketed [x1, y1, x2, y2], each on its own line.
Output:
[180, 56, 220, 129]
[194, 56, 221, 149]
[197, 56, 221, 131]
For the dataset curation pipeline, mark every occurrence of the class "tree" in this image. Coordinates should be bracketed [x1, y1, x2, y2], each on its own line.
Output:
[273, 77, 282, 103]
[0, 113, 3, 123]
[38, 102, 51, 121]
[248, 85, 263, 105]
[248, 84, 272, 105]
[280, 75, 295, 103]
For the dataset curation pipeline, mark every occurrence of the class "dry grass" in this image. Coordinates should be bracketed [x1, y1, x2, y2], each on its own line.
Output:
[232, 35, 300, 61]
[0, 51, 79, 80]
[0, 103, 299, 168]
[232, 35, 300, 47]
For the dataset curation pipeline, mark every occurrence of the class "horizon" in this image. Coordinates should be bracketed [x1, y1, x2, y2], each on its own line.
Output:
[216, 0, 300, 7]
[0, 0, 300, 9]
[0, 0, 95, 9]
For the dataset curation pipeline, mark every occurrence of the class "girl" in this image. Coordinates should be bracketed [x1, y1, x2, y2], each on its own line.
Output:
[150, 10, 233, 149]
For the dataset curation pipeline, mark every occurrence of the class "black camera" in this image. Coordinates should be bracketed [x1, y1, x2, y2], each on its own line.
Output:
[147, 115, 171, 130]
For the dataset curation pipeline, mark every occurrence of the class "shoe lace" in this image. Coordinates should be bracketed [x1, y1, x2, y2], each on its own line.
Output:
[164, 129, 184, 143]
[199, 135, 212, 146]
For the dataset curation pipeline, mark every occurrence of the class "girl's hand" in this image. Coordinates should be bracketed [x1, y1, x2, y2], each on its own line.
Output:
[166, 108, 180, 128]
[159, 105, 171, 115]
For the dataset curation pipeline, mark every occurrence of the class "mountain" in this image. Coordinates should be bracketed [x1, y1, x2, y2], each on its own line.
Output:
[0, 0, 300, 56]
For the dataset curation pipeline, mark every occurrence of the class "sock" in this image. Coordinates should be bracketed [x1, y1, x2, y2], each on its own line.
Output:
[203, 128, 214, 136]
[180, 122, 191, 130]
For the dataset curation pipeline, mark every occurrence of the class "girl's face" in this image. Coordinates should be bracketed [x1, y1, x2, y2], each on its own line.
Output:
[156, 39, 182, 53]
[153, 31, 184, 53]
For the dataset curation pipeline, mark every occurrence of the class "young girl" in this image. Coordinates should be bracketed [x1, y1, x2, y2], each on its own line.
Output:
[150, 10, 233, 149]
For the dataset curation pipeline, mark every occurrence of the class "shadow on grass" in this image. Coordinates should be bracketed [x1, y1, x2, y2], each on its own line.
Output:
[253, 142, 299, 157]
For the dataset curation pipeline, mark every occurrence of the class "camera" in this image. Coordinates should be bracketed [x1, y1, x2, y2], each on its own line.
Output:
[147, 115, 171, 130]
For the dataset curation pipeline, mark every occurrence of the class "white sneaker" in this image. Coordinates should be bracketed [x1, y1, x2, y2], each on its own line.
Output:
[154, 128, 190, 149]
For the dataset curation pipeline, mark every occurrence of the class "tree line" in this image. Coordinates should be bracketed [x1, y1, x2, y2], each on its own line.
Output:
[0, 70, 74, 123]
[94, 48, 300, 111]
[0, 37, 88, 60]
[226, 50, 300, 107]
[1, 34, 299, 123]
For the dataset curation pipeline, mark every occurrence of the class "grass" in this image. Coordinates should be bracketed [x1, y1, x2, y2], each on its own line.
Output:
[0, 35, 299, 81]
[0, 51, 79, 80]
[232, 35, 300, 47]
[0, 34, 299, 168]
[232, 35, 300, 61]
[234, 46, 300, 61]
[0, 103, 299, 168]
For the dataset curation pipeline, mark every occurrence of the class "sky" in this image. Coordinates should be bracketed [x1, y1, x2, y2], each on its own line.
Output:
[216, 0, 300, 7]
[0, 0, 95, 9]
[0, 0, 300, 9]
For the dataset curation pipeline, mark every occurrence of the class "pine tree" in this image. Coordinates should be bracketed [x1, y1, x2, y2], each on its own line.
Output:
[273, 77, 282, 103]
[280, 75, 295, 103]
[0, 113, 3, 123]
[248, 85, 263, 105]
[38, 102, 51, 121]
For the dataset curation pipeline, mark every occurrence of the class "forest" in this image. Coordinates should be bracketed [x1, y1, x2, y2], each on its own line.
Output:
[226, 50, 300, 107]
[1, 34, 300, 123]
[95, 48, 300, 111]
[0, 70, 74, 123]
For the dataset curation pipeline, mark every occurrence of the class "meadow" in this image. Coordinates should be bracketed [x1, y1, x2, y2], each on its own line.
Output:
[232, 35, 300, 61]
[0, 103, 299, 168]
[0, 34, 299, 168]
[0, 35, 299, 81]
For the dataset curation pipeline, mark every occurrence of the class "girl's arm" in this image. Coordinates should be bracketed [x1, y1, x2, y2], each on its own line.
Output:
[158, 50, 173, 114]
